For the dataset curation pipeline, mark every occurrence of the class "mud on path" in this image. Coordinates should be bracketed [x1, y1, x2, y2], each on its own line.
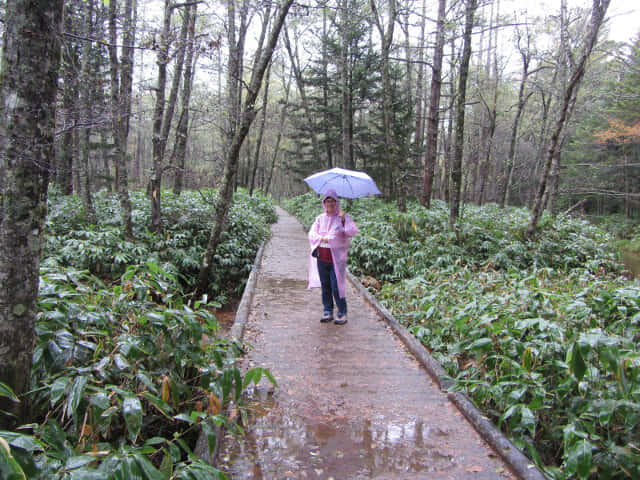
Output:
[218, 207, 517, 480]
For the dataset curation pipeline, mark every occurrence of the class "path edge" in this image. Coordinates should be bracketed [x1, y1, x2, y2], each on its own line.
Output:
[347, 271, 546, 480]
[231, 240, 267, 341]
[194, 238, 268, 467]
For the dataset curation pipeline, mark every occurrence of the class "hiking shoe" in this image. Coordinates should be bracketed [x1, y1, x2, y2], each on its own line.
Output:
[334, 314, 347, 325]
[320, 312, 333, 323]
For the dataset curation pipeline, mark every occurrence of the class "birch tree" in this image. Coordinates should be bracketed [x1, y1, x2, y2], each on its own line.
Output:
[250, 61, 272, 195]
[265, 66, 292, 194]
[195, 0, 294, 298]
[449, 0, 478, 226]
[499, 23, 535, 208]
[173, 4, 198, 195]
[527, 0, 610, 237]
[58, 4, 81, 196]
[149, 0, 172, 232]
[370, 0, 399, 205]
[283, 24, 323, 167]
[339, 0, 354, 169]
[420, 0, 446, 207]
[149, 1, 197, 231]
[79, 0, 97, 223]
[108, 0, 136, 238]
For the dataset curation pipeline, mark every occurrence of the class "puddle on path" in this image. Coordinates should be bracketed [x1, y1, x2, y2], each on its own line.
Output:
[259, 278, 309, 292]
[220, 388, 467, 480]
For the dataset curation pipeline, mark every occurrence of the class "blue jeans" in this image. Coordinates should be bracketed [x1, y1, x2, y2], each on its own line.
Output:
[317, 260, 347, 315]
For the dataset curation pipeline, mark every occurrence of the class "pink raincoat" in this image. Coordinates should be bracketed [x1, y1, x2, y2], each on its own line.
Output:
[308, 189, 359, 298]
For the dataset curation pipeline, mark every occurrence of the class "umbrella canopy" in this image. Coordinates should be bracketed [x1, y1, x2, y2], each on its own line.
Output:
[303, 167, 381, 199]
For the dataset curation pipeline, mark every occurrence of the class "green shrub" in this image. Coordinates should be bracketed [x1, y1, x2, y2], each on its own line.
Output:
[45, 188, 275, 304]
[2, 263, 276, 479]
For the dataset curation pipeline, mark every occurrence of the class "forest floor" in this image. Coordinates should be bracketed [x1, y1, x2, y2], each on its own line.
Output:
[217, 207, 520, 479]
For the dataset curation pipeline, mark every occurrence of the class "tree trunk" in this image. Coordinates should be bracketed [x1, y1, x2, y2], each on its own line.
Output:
[150, 0, 171, 232]
[529, 86, 551, 208]
[421, 0, 446, 208]
[79, 0, 96, 223]
[414, 0, 426, 151]
[283, 25, 322, 168]
[0, 0, 64, 427]
[371, 0, 399, 207]
[265, 68, 292, 194]
[109, 0, 136, 238]
[401, 11, 415, 185]
[500, 28, 531, 208]
[250, 61, 271, 195]
[527, 0, 610, 238]
[475, 0, 498, 206]
[195, 0, 294, 299]
[225, 0, 249, 149]
[161, 5, 191, 157]
[321, 6, 333, 168]
[449, 0, 478, 227]
[174, 5, 197, 195]
[58, 10, 77, 195]
[340, 0, 354, 169]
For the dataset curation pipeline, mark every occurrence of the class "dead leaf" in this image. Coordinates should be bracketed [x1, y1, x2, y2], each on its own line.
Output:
[208, 392, 222, 415]
[161, 375, 170, 403]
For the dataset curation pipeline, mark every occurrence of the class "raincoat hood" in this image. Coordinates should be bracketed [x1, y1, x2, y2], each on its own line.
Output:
[322, 189, 340, 215]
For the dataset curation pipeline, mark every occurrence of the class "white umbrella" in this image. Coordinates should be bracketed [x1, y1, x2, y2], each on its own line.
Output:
[303, 167, 381, 199]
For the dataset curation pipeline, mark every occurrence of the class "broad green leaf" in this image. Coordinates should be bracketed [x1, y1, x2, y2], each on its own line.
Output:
[221, 370, 233, 401]
[467, 337, 493, 352]
[64, 455, 96, 470]
[50, 376, 70, 406]
[69, 469, 110, 480]
[200, 420, 217, 455]
[144, 437, 166, 446]
[520, 406, 536, 436]
[173, 413, 195, 424]
[123, 396, 143, 443]
[134, 454, 165, 480]
[66, 376, 88, 418]
[241, 369, 255, 389]
[0, 437, 26, 480]
[113, 354, 131, 372]
[0, 432, 44, 453]
[90, 392, 111, 411]
[567, 343, 587, 381]
[136, 373, 158, 394]
[262, 369, 278, 388]
[0, 383, 19, 403]
[234, 368, 242, 400]
[141, 392, 174, 419]
[169, 442, 181, 462]
[566, 439, 593, 479]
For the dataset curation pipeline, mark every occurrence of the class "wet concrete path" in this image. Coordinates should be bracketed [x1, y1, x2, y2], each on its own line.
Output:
[219, 207, 517, 480]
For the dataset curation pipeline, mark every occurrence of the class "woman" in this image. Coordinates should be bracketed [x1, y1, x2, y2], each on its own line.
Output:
[308, 189, 359, 325]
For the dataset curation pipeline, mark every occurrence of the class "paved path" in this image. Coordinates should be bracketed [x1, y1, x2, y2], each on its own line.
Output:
[219, 207, 517, 480]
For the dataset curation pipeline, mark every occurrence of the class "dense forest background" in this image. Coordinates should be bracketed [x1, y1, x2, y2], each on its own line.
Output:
[1, 0, 637, 220]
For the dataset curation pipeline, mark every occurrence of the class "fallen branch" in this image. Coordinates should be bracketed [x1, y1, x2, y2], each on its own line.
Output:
[564, 198, 587, 215]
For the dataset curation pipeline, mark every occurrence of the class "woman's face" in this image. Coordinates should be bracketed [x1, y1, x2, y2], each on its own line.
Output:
[324, 197, 337, 214]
